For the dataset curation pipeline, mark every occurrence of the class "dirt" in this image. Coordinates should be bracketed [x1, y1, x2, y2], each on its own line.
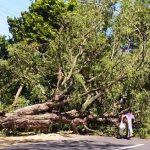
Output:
[0, 133, 79, 149]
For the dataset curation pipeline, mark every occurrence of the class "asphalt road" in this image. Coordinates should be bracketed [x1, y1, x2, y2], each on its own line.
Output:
[2, 135, 150, 150]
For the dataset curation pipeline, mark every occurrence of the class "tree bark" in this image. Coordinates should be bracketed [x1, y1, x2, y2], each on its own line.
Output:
[14, 99, 69, 115]
[0, 110, 118, 134]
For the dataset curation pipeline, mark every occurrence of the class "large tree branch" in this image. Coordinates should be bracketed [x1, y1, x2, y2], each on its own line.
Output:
[14, 99, 69, 115]
[81, 75, 127, 112]
[61, 49, 84, 86]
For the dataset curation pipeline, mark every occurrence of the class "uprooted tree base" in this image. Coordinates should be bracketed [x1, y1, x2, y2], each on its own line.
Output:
[0, 98, 119, 135]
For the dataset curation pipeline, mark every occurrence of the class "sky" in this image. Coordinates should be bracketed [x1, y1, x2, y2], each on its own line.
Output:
[0, 0, 32, 37]
[0, 0, 120, 37]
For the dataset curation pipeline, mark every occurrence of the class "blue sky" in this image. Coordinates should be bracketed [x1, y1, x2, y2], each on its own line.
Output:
[0, 0, 32, 37]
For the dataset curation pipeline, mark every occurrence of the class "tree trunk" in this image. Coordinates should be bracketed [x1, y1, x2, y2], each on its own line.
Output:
[12, 84, 24, 106]
[0, 110, 118, 134]
[14, 99, 69, 115]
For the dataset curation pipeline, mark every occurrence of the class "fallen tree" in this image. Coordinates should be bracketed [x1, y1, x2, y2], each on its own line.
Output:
[0, 108, 118, 135]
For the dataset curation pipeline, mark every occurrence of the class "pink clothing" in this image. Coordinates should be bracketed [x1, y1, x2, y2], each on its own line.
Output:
[126, 113, 135, 137]
[126, 113, 135, 120]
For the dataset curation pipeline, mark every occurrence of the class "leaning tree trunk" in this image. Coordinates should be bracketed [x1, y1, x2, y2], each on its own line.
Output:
[12, 84, 24, 106]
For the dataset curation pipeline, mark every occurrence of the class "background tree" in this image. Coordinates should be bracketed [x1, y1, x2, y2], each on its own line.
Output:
[0, 35, 8, 59]
[7, 0, 76, 43]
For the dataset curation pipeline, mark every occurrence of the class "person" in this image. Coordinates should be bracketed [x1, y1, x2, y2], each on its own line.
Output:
[118, 113, 127, 138]
[125, 108, 135, 138]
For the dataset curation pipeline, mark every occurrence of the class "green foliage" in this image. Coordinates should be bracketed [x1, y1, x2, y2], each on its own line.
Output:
[1, 128, 19, 136]
[0, 35, 8, 59]
[7, 0, 77, 43]
[48, 123, 70, 133]
[12, 96, 30, 109]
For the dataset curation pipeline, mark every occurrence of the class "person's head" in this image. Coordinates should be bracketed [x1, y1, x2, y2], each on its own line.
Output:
[123, 116, 127, 123]
[122, 111, 126, 115]
[127, 108, 132, 113]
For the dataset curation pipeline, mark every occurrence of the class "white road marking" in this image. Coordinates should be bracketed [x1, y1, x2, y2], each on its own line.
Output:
[114, 144, 144, 150]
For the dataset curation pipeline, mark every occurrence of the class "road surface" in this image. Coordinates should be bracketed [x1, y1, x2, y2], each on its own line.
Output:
[1, 135, 150, 150]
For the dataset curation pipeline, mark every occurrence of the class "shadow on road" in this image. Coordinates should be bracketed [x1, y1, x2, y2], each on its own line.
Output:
[2, 140, 131, 150]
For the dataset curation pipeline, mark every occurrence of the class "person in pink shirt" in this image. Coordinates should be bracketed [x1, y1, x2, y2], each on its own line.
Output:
[125, 108, 135, 138]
